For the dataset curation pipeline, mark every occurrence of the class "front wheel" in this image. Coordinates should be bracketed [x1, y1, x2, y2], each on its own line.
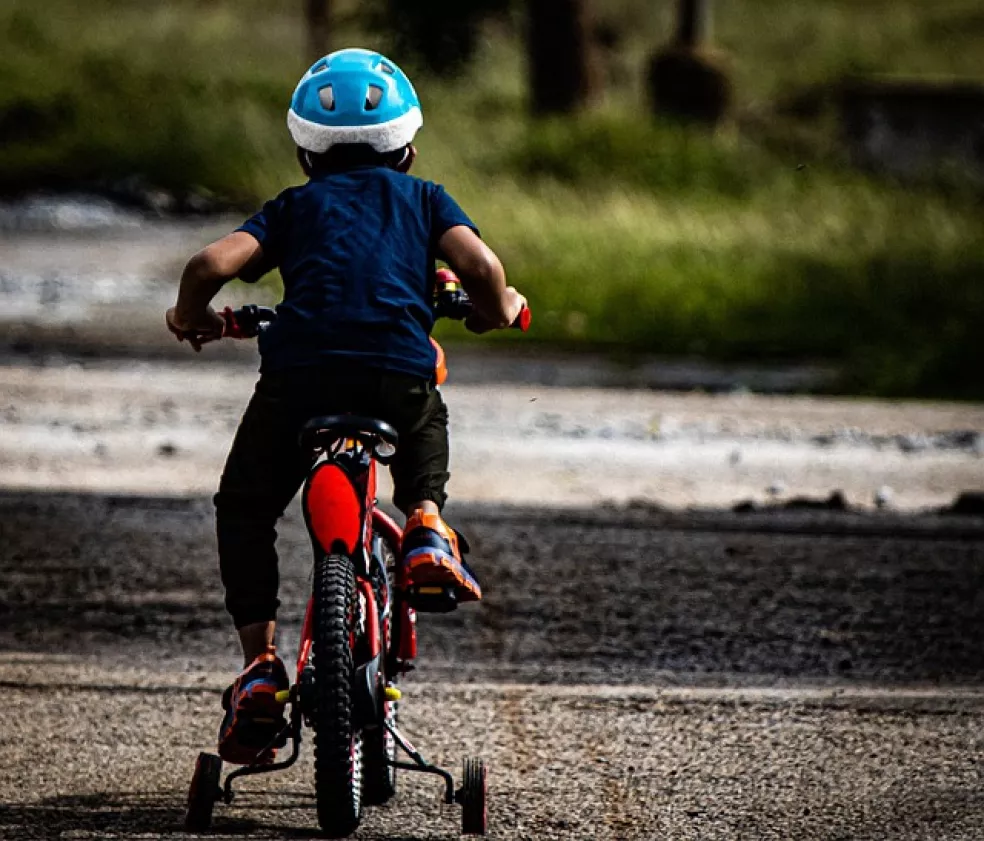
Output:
[313, 554, 362, 837]
[362, 689, 398, 804]
[363, 534, 398, 805]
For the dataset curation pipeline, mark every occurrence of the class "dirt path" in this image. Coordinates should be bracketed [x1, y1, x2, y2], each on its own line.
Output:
[1, 358, 982, 509]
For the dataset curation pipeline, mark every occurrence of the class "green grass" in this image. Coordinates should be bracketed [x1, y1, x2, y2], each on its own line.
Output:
[0, 1, 301, 201]
[432, 164, 984, 398]
[2, 0, 984, 397]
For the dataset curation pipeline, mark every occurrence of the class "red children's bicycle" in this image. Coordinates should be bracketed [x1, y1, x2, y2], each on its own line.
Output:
[184, 273, 528, 837]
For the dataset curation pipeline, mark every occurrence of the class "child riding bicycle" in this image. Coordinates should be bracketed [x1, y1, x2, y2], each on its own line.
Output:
[165, 48, 526, 765]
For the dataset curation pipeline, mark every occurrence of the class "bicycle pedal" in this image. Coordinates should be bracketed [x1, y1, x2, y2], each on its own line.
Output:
[407, 585, 458, 614]
[237, 715, 288, 747]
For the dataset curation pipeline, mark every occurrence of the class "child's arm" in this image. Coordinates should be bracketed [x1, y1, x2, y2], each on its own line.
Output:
[438, 226, 526, 334]
[166, 232, 264, 350]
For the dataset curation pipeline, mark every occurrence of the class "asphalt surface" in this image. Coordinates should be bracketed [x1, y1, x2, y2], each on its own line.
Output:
[2, 491, 984, 839]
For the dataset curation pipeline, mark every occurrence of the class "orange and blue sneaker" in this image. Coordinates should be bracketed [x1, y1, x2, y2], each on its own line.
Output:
[217, 649, 289, 765]
[399, 511, 482, 612]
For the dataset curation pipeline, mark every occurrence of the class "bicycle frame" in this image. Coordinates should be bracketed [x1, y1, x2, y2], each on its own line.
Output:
[192, 288, 511, 833]
[220, 433, 410, 801]
[296, 434, 413, 688]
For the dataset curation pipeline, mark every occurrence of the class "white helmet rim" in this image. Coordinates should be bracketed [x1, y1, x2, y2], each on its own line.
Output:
[287, 106, 423, 154]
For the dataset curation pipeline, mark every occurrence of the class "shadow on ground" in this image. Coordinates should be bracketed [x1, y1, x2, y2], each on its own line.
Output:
[0, 791, 410, 840]
[0, 792, 251, 838]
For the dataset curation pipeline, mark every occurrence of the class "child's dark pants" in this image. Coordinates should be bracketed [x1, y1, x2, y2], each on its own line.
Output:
[215, 365, 449, 629]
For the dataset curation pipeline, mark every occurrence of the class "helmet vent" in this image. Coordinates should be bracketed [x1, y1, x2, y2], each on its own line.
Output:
[379, 62, 395, 75]
[312, 58, 329, 74]
[365, 85, 384, 111]
[318, 85, 335, 111]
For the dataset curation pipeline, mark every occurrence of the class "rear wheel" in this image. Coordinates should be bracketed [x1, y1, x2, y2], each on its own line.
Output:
[185, 751, 222, 832]
[313, 554, 362, 837]
[460, 757, 488, 835]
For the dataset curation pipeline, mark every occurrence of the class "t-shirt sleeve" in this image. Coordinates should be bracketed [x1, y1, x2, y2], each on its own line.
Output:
[429, 184, 480, 244]
[235, 193, 287, 283]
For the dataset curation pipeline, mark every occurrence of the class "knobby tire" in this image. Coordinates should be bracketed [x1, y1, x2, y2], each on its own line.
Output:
[313, 553, 362, 837]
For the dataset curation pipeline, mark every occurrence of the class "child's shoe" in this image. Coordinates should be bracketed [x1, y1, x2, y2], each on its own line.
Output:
[217, 649, 289, 765]
[400, 511, 482, 611]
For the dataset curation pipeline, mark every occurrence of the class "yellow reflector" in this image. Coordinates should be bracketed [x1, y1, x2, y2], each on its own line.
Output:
[275, 689, 291, 704]
[417, 586, 445, 595]
[384, 686, 403, 702]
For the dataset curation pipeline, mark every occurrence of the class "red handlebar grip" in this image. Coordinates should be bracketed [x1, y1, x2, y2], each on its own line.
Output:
[512, 307, 531, 332]
[220, 306, 242, 339]
[435, 267, 459, 288]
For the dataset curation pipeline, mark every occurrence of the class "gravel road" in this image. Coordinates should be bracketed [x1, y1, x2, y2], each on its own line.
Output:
[2, 491, 984, 840]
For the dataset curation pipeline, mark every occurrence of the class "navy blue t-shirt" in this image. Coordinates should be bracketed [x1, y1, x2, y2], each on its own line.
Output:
[236, 166, 478, 379]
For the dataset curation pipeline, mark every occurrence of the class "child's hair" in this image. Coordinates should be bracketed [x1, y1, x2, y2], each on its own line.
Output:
[298, 143, 413, 176]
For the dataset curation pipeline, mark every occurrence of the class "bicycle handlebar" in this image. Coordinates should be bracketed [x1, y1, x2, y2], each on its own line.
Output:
[219, 270, 530, 339]
[432, 269, 531, 332]
[221, 305, 278, 339]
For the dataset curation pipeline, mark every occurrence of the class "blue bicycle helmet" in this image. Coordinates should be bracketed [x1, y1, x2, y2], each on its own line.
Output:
[287, 48, 422, 154]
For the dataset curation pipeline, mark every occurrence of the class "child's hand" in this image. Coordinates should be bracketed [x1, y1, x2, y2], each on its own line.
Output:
[465, 287, 527, 334]
[166, 306, 225, 352]
[463, 312, 496, 335]
[506, 288, 528, 323]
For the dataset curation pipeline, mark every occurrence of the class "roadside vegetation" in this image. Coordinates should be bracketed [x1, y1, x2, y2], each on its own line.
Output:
[2, 0, 983, 397]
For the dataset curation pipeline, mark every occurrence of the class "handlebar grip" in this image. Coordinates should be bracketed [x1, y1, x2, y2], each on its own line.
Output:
[222, 305, 278, 338]
[512, 307, 531, 332]
[220, 306, 238, 338]
[435, 267, 459, 288]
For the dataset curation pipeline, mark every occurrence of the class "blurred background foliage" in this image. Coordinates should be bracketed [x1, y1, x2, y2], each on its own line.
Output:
[1, 0, 982, 397]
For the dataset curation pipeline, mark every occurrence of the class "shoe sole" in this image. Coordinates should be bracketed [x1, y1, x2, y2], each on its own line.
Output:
[404, 550, 482, 601]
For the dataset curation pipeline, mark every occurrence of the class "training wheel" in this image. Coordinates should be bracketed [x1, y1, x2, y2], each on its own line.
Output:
[185, 751, 223, 832]
[459, 757, 487, 836]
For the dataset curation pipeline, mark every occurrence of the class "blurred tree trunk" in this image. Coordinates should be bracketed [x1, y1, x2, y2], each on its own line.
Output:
[647, 0, 730, 125]
[387, 0, 507, 76]
[528, 0, 599, 115]
[305, 0, 330, 63]
[676, 0, 711, 47]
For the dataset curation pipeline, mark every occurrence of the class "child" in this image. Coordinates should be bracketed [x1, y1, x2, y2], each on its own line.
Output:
[165, 48, 526, 764]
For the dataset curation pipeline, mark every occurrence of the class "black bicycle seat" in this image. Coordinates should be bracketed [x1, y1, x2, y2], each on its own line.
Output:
[300, 415, 399, 462]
